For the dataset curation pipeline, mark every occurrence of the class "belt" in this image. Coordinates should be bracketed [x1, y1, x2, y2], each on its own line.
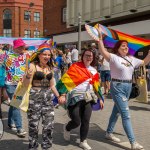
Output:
[111, 78, 132, 83]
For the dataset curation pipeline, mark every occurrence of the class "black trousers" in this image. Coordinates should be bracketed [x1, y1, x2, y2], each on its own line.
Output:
[66, 100, 92, 142]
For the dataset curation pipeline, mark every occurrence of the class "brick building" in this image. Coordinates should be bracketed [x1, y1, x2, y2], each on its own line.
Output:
[0, 0, 43, 38]
[43, 0, 74, 37]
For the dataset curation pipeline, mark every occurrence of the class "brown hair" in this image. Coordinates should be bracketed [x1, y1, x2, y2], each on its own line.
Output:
[112, 40, 129, 55]
[81, 49, 96, 67]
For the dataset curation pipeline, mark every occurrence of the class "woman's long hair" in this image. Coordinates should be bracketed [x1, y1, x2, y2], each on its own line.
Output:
[31, 52, 54, 69]
[112, 40, 130, 55]
[81, 49, 96, 67]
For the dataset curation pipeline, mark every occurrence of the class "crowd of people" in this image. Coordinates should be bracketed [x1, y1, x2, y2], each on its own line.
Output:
[0, 34, 149, 150]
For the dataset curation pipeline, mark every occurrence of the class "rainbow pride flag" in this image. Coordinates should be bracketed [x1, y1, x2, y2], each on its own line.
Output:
[56, 62, 104, 101]
[85, 24, 150, 56]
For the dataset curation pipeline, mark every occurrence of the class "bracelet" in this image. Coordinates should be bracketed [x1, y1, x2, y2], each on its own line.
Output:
[26, 75, 30, 79]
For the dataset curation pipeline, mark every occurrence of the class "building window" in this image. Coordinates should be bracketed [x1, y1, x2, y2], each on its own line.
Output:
[24, 30, 31, 37]
[62, 7, 66, 23]
[3, 9, 12, 31]
[3, 29, 12, 37]
[34, 12, 40, 22]
[24, 11, 31, 21]
[3, 9, 12, 19]
[34, 30, 40, 37]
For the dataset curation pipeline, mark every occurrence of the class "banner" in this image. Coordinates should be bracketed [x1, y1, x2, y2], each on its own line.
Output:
[0, 37, 50, 47]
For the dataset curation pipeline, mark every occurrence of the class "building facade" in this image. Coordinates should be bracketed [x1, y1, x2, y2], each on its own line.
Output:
[46, 0, 150, 46]
[43, 0, 74, 37]
[0, 0, 43, 37]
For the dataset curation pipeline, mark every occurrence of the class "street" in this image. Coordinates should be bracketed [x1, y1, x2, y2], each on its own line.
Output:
[0, 96, 150, 150]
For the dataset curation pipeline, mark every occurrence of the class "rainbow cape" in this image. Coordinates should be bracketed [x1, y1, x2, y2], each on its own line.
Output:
[56, 62, 104, 101]
[85, 24, 150, 56]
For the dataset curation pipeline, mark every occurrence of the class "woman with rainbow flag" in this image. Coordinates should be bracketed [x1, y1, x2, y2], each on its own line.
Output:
[96, 26, 150, 150]
[56, 49, 104, 150]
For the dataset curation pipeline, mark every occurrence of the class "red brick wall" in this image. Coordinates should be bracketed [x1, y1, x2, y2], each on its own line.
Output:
[43, 0, 74, 37]
[0, 0, 43, 37]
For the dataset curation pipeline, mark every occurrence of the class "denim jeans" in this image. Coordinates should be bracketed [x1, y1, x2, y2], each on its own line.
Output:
[106, 81, 135, 144]
[5, 84, 22, 130]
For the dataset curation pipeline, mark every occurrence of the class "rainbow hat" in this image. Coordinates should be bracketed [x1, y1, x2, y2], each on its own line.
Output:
[30, 43, 51, 61]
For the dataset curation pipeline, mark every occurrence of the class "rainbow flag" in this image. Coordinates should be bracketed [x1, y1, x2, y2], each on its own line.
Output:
[56, 62, 104, 101]
[85, 24, 150, 56]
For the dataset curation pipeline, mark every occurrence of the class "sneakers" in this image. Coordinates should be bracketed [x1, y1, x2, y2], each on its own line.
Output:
[131, 142, 143, 150]
[8, 124, 17, 131]
[17, 129, 27, 137]
[105, 132, 121, 143]
[63, 124, 70, 141]
[79, 140, 92, 150]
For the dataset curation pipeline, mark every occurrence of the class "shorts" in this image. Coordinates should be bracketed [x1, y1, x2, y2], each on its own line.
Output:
[101, 70, 111, 82]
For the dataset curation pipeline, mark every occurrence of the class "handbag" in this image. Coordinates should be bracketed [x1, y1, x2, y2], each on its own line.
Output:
[10, 81, 32, 112]
[129, 82, 140, 99]
[120, 56, 140, 99]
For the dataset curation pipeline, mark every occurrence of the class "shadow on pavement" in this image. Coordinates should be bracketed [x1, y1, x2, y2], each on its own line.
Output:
[129, 106, 150, 111]
[51, 122, 129, 150]
[0, 139, 28, 150]
[52, 122, 79, 147]
[88, 123, 131, 150]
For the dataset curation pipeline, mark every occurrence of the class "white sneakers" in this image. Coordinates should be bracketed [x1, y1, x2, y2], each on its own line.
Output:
[131, 142, 143, 150]
[105, 132, 121, 143]
[79, 140, 92, 150]
[63, 124, 70, 141]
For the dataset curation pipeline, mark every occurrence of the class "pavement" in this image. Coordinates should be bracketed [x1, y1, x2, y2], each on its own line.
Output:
[0, 95, 150, 150]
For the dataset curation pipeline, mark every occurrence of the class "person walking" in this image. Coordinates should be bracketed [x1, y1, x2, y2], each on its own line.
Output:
[23, 43, 65, 150]
[99, 54, 111, 95]
[71, 45, 79, 63]
[96, 27, 150, 150]
[56, 49, 104, 150]
[0, 38, 29, 137]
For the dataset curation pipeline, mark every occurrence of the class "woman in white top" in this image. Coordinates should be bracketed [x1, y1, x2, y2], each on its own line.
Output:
[97, 27, 150, 150]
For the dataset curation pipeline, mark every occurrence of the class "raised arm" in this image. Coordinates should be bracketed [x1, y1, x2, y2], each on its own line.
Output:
[143, 50, 150, 65]
[97, 27, 111, 62]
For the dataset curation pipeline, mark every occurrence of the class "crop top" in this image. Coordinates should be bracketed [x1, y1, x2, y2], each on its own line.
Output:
[32, 65, 53, 87]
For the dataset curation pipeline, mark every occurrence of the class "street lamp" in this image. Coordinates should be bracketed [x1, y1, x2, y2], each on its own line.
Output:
[78, 13, 81, 54]
[28, 2, 34, 37]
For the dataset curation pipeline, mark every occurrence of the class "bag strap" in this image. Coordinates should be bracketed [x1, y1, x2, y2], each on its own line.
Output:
[120, 56, 133, 67]
[120, 56, 138, 83]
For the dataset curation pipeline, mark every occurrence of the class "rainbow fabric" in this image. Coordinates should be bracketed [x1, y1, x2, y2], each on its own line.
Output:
[29, 43, 51, 61]
[56, 62, 104, 101]
[85, 24, 150, 56]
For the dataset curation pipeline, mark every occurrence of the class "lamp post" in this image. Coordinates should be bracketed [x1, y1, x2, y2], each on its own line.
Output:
[78, 13, 81, 54]
[28, 2, 34, 37]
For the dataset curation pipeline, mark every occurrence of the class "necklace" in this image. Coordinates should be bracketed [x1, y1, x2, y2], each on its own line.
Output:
[39, 63, 47, 76]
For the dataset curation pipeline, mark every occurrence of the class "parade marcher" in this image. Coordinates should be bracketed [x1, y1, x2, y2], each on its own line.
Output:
[56, 49, 104, 150]
[0, 38, 29, 137]
[65, 48, 72, 68]
[71, 45, 79, 63]
[97, 27, 150, 150]
[99, 54, 111, 95]
[23, 43, 65, 150]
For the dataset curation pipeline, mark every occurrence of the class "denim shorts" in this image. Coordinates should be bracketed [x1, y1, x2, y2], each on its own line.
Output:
[101, 70, 111, 82]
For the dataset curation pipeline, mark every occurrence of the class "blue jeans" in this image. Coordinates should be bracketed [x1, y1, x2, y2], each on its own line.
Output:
[5, 84, 22, 130]
[106, 81, 135, 144]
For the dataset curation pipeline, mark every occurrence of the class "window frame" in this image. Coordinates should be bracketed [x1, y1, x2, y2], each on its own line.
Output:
[34, 12, 40, 22]
[24, 29, 31, 38]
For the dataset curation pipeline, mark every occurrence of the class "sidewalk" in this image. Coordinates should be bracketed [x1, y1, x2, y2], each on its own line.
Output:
[0, 97, 149, 150]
